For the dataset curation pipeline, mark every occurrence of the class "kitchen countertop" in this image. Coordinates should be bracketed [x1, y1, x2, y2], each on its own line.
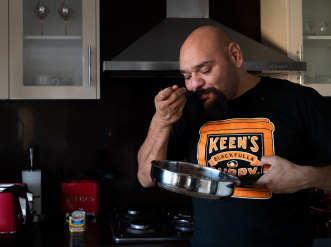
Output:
[0, 212, 329, 247]
[0, 214, 191, 247]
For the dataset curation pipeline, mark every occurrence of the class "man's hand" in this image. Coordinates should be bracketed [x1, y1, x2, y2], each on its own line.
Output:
[254, 156, 310, 194]
[154, 85, 186, 127]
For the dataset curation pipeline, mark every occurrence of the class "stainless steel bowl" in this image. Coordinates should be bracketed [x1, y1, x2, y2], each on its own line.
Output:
[150, 160, 240, 199]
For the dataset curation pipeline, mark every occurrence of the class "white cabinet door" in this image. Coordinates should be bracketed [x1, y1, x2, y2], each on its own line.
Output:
[260, 0, 303, 83]
[9, 0, 100, 99]
[0, 0, 8, 99]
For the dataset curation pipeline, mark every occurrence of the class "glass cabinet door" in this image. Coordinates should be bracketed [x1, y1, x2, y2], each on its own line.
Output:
[23, 0, 82, 87]
[302, 0, 331, 95]
[9, 0, 99, 99]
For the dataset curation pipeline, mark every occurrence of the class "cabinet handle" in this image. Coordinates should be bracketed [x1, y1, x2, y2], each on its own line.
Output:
[298, 45, 303, 85]
[298, 45, 303, 61]
[88, 45, 92, 87]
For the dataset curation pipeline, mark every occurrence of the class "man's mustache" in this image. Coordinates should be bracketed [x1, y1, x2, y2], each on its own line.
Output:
[185, 87, 220, 98]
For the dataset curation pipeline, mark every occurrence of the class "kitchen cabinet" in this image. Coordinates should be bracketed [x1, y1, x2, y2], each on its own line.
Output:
[0, 0, 9, 99]
[9, 0, 100, 99]
[261, 0, 331, 96]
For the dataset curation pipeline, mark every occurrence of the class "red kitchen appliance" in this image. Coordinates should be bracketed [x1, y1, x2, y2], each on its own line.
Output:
[327, 191, 331, 210]
[0, 183, 33, 233]
[309, 189, 331, 238]
[61, 180, 99, 214]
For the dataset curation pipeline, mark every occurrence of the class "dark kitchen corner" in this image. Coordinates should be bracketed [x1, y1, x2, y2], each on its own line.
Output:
[0, 0, 330, 246]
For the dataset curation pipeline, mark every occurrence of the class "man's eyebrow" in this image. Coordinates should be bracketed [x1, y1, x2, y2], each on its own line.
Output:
[180, 61, 214, 74]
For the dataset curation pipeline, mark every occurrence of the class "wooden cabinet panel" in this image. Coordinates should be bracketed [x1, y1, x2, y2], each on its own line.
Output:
[0, 0, 8, 99]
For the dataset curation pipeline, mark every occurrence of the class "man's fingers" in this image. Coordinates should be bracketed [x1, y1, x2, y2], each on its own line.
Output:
[157, 87, 173, 101]
[159, 92, 186, 113]
[157, 85, 186, 101]
[257, 156, 273, 174]
[259, 156, 273, 166]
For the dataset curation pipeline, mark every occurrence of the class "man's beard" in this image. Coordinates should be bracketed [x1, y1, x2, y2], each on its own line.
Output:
[185, 87, 228, 127]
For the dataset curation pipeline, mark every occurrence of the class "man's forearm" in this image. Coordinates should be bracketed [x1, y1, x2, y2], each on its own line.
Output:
[305, 165, 331, 191]
[137, 85, 187, 187]
[137, 115, 173, 187]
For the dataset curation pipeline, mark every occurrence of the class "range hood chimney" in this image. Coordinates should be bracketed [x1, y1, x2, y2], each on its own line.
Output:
[103, 0, 306, 72]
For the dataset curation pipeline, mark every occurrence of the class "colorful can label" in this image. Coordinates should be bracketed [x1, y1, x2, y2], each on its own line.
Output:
[69, 210, 86, 232]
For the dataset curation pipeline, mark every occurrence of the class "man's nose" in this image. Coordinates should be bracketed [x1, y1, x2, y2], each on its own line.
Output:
[191, 73, 205, 90]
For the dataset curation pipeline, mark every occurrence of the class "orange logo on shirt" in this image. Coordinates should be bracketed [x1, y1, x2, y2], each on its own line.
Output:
[197, 118, 275, 199]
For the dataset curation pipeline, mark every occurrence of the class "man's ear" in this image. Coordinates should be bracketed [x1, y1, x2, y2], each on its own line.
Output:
[227, 42, 243, 68]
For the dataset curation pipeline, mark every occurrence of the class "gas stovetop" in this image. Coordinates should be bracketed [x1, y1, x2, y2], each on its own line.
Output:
[110, 206, 193, 243]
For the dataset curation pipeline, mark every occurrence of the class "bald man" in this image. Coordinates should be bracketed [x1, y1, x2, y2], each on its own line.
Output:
[137, 26, 331, 247]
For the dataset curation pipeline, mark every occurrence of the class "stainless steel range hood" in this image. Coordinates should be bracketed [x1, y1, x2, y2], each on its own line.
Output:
[103, 0, 306, 72]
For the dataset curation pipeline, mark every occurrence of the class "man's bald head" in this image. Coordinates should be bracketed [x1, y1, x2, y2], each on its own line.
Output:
[180, 26, 233, 59]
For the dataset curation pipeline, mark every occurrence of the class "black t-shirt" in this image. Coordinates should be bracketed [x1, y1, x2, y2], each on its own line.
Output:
[168, 77, 331, 247]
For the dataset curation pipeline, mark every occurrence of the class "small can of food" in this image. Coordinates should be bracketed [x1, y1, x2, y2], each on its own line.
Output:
[69, 210, 86, 232]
